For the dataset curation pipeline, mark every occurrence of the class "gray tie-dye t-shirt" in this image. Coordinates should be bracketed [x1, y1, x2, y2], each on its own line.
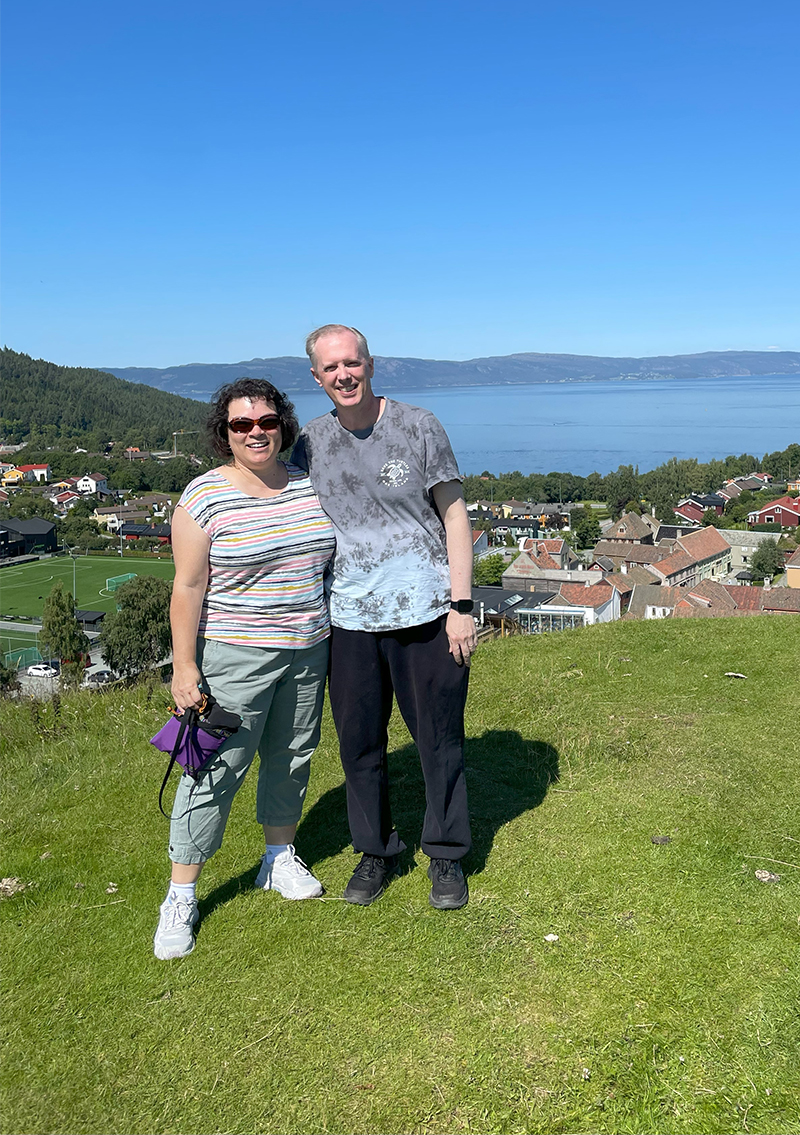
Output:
[292, 399, 461, 632]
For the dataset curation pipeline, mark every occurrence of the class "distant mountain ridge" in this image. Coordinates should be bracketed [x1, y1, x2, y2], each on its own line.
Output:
[102, 350, 800, 401]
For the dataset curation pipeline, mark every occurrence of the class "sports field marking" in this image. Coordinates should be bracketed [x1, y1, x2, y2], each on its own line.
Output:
[0, 576, 46, 591]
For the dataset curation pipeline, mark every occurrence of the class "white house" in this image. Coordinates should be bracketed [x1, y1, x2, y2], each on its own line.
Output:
[77, 473, 109, 495]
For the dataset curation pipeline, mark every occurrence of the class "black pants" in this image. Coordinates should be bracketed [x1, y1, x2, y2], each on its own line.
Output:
[328, 616, 471, 860]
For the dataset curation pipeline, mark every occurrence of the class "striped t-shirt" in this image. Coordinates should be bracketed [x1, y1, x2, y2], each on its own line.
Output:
[178, 465, 336, 649]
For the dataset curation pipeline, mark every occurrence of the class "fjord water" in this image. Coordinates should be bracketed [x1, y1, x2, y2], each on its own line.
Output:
[290, 373, 800, 476]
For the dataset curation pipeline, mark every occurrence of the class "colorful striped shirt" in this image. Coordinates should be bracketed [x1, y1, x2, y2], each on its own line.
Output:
[178, 465, 336, 649]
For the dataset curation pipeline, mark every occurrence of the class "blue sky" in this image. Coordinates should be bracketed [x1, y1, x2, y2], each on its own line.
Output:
[2, 0, 798, 367]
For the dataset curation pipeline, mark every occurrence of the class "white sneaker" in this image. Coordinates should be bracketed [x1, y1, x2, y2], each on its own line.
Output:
[153, 895, 199, 960]
[255, 845, 323, 900]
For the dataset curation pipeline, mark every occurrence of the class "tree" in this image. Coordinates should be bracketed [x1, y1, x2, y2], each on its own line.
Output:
[750, 538, 784, 580]
[0, 661, 21, 694]
[40, 582, 90, 686]
[701, 509, 722, 527]
[6, 492, 56, 522]
[571, 506, 601, 548]
[473, 553, 507, 586]
[99, 575, 172, 679]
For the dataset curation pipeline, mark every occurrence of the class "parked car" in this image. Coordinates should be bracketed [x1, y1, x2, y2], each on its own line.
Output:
[84, 669, 114, 686]
[27, 664, 58, 678]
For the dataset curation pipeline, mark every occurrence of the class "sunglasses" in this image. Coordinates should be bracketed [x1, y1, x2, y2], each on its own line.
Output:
[227, 415, 282, 434]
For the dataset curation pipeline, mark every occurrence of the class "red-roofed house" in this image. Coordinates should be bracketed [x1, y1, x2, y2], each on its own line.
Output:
[519, 537, 576, 569]
[13, 463, 51, 483]
[554, 579, 621, 623]
[673, 499, 705, 524]
[721, 584, 763, 611]
[501, 551, 605, 594]
[51, 491, 82, 511]
[649, 549, 696, 586]
[747, 496, 800, 528]
[650, 526, 732, 587]
[471, 528, 489, 557]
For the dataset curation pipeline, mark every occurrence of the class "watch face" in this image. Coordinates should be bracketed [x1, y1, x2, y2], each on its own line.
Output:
[452, 600, 475, 614]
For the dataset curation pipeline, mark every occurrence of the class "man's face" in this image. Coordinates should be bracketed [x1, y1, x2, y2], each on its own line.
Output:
[310, 330, 375, 412]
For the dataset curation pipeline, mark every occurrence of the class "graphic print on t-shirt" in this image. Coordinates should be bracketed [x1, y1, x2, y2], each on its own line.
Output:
[293, 400, 462, 632]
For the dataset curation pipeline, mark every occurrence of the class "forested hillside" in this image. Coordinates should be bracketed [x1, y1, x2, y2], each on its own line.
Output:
[0, 349, 211, 451]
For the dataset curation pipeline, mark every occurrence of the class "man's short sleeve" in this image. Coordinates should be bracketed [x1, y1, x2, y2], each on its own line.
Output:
[420, 411, 462, 491]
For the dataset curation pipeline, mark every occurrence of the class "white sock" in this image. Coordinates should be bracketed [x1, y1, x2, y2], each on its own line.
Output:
[167, 881, 196, 903]
[266, 842, 290, 860]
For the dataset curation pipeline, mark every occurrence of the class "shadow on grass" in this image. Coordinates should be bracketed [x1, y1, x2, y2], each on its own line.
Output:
[199, 730, 558, 919]
[297, 729, 559, 877]
[197, 863, 261, 924]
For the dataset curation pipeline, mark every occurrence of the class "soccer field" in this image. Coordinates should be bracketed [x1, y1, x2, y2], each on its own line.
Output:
[0, 556, 175, 620]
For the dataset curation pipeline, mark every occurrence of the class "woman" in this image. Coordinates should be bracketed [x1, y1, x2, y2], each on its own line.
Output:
[154, 379, 336, 960]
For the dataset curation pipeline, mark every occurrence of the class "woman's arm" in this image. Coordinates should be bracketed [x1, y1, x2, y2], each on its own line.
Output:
[170, 505, 211, 711]
[431, 480, 477, 666]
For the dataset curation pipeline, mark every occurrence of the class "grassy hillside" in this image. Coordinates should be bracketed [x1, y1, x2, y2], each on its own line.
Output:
[1, 617, 799, 1135]
[0, 348, 211, 449]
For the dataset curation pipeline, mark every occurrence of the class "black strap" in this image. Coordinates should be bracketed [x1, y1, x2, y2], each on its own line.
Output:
[158, 707, 198, 818]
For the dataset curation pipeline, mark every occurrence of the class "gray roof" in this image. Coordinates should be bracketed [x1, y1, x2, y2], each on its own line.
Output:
[1, 517, 56, 535]
[716, 528, 779, 548]
[627, 584, 683, 619]
[120, 523, 171, 537]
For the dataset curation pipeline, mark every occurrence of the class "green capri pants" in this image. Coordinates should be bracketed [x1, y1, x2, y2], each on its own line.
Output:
[168, 636, 329, 865]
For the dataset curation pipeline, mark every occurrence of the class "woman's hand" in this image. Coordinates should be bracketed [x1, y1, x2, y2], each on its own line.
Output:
[171, 661, 204, 712]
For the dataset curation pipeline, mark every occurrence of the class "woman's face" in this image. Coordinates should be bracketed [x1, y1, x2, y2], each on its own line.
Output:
[225, 397, 283, 473]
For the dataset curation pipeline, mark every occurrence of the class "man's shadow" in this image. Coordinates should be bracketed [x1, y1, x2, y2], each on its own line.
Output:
[199, 730, 558, 919]
[298, 729, 558, 876]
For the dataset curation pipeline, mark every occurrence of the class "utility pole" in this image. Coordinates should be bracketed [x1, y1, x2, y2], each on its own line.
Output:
[173, 430, 199, 457]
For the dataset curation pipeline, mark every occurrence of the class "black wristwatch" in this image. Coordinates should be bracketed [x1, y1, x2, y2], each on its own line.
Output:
[450, 599, 475, 614]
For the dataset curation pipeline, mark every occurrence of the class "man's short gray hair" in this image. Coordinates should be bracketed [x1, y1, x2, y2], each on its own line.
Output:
[305, 324, 371, 368]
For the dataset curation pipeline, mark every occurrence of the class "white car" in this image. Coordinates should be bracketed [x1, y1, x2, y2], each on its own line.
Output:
[27, 664, 58, 678]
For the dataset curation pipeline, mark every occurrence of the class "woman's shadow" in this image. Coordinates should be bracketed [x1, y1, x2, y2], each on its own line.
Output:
[199, 730, 558, 917]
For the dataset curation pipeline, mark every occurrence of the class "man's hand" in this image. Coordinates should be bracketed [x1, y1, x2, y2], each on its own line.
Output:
[446, 609, 478, 666]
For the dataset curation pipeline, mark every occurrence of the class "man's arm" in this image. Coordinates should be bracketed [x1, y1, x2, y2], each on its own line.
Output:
[431, 480, 478, 666]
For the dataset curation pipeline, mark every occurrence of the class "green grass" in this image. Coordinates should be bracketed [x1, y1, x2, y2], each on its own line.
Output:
[0, 556, 175, 620]
[1, 617, 799, 1135]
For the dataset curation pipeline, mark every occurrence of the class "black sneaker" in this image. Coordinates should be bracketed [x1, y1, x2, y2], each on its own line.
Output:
[343, 853, 397, 906]
[428, 858, 468, 909]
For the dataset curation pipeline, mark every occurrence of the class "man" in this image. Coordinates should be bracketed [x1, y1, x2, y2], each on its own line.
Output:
[292, 324, 477, 909]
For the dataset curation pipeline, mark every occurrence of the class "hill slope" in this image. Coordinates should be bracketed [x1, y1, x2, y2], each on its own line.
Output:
[2, 616, 798, 1134]
[0, 348, 211, 448]
[102, 349, 800, 399]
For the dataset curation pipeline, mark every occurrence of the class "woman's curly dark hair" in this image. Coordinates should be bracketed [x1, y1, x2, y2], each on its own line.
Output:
[207, 379, 300, 459]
